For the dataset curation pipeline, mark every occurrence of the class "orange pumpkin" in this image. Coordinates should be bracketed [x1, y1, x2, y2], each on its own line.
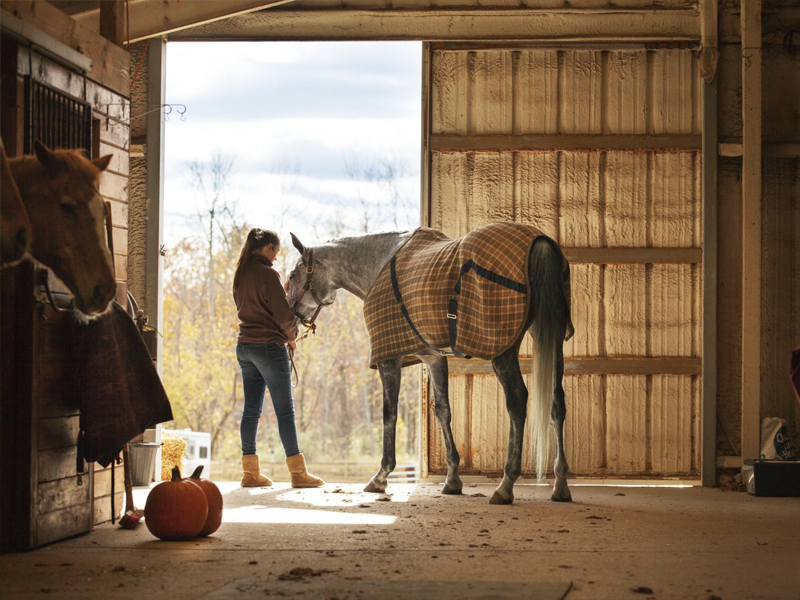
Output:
[144, 466, 208, 541]
[189, 466, 224, 537]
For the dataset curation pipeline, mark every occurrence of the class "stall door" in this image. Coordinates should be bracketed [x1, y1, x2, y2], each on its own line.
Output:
[422, 43, 702, 478]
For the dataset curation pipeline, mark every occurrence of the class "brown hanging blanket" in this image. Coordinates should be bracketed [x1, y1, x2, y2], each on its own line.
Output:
[364, 222, 548, 369]
[70, 301, 173, 467]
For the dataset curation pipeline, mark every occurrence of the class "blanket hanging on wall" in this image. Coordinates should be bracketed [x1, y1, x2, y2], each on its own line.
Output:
[364, 222, 549, 369]
[70, 301, 173, 468]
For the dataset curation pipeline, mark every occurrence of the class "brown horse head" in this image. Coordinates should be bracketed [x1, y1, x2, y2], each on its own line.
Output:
[1, 140, 32, 268]
[8, 141, 116, 315]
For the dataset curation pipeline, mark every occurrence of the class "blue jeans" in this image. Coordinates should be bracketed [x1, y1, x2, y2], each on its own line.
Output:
[236, 342, 300, 457]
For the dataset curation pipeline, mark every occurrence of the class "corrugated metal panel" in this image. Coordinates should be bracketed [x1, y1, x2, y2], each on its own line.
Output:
[427, 47, 702, 477]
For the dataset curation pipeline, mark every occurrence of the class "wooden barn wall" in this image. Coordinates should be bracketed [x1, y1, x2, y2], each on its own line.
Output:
[10, 44, 129, 530]
[426, 48, 702, 477]
[715, 1, 800, 456]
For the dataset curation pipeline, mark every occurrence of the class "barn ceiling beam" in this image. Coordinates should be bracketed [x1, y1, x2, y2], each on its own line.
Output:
[71, 0, 296, 43]
[431, 134, 702, 153]
[168, 8, 700, 42]
[99, 0, 124, 47]
[740, 0, 762, 467]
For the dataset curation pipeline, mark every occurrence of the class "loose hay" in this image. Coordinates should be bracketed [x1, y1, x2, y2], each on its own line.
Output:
[160, 433, 187, 480]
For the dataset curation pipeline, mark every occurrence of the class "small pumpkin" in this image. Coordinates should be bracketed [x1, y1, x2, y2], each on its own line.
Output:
[144, 466, 208, 541]
[189, 466, 224, 537]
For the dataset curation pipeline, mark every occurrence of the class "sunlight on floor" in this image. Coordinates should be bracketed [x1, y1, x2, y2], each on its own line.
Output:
[276, 483, 419, 507]
[222, 506, 397, 525]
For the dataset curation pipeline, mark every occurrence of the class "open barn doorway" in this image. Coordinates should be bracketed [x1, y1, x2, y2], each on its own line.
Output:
[159, 42, 423, 483]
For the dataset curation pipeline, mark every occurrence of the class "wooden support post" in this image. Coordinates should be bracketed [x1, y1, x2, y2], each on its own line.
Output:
[143, 37, 166, 474]
[741, 0, 762, 465]
[702, 72, 718, 487]
[99, 0, 124, 47]
[419, 42, 432, 480]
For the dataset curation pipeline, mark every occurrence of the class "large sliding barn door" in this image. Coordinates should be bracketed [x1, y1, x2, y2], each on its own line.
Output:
[421, 43, 702, 478]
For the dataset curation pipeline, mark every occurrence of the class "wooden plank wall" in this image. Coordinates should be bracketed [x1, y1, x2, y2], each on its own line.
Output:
[12, 44, 130, 528]
[715, 4, 800, 456]
[426, 48, 702, 478]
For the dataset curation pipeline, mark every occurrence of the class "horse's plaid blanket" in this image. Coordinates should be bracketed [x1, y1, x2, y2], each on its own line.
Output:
[364, 222, 545, 368]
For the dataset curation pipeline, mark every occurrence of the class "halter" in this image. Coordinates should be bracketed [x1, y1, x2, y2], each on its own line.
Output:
[290, 247, 334, 340]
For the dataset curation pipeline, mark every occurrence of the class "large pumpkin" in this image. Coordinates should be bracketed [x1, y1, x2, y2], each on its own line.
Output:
[144, 466, 208, 540]
[189, 466, 224, 537]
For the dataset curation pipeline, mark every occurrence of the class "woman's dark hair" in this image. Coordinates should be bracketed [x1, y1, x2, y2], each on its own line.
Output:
[233, 228, 280, 291]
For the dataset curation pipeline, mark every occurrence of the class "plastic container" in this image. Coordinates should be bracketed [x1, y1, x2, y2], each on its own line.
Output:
[128, 442, 161, 486]
[743, 459, 800, 497]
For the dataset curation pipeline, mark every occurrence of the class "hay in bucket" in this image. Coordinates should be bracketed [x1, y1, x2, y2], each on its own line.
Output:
[160, 432, 187, 480]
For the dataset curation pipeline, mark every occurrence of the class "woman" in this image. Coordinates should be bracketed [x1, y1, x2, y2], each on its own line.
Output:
[232, 228, 324, 488]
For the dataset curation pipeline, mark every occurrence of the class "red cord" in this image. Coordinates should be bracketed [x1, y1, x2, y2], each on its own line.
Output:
[129, 38, 150, 93]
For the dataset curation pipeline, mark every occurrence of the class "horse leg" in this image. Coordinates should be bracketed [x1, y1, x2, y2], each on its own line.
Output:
[490, 344, 527, 505]
[420, 355, 462, 495]
[364, 358, 402, 494]
[551, 343, 572, 502]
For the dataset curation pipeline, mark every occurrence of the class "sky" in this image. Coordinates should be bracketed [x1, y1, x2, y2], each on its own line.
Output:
[163, 41, 422, 247]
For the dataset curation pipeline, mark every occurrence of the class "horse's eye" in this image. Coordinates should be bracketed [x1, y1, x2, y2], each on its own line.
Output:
[60, 203, 78, 218]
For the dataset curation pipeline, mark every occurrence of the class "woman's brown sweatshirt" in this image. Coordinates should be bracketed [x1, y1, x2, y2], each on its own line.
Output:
[233, 254, 298, 344]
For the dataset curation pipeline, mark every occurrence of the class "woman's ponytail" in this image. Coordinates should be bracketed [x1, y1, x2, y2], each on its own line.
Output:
[233, 228, 280, 291]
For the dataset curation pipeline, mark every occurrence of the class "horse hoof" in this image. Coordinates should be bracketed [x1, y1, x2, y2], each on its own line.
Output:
[489, 491, 513, 505]
[363, 480, 386, 494]
[441, 482, 462, 495]
[551, 492, 572, 503]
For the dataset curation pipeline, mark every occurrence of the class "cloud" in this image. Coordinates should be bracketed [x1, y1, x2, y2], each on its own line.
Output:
[163, 41, 422, 245]
[166, 41, 421, 120]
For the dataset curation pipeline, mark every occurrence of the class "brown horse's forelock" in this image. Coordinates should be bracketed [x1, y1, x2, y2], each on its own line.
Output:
[57, 150, 102, 189]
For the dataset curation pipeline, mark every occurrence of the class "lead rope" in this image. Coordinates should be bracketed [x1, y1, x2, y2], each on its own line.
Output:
[289, 346, 299, 389]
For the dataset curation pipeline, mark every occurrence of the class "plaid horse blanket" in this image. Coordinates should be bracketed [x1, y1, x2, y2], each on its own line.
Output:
[364, 222, 546, 368]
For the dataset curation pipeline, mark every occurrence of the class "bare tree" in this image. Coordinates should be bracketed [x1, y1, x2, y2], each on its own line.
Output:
[186, 151, 238, 318]
[344, 153, 416, 232]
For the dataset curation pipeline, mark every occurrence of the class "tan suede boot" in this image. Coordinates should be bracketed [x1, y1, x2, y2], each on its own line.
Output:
[286, 453, 324, 488]
[241, 454, 273, 487]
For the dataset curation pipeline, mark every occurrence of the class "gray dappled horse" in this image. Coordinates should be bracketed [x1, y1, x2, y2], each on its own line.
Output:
[286, 228, 573, 505]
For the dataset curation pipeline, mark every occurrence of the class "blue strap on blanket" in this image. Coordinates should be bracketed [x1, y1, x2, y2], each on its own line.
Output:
[390, 256, 450, 357]
[390, 256, 527, 360]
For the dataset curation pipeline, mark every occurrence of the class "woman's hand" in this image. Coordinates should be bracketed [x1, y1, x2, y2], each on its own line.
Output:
[287, 340, 297, 352]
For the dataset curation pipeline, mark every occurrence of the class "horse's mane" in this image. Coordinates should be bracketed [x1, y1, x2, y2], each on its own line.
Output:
[325, 230, 411, 245]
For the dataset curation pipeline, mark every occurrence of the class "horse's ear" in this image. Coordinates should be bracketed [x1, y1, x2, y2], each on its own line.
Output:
[34, 140, 61, 175]
[92, 154, 112, 172]
[290, 232, 305, 255]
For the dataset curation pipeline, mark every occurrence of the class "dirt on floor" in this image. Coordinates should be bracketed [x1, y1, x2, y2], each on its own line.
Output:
[1, 482, 798, 600]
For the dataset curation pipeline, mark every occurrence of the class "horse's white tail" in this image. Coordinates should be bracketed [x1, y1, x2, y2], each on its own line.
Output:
[528, 237, 568, 482]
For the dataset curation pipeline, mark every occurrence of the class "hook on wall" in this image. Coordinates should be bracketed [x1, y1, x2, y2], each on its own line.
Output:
[105, 103, 187, 129]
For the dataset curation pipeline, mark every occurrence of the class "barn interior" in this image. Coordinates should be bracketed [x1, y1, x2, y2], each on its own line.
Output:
[1, 1, 799, 599]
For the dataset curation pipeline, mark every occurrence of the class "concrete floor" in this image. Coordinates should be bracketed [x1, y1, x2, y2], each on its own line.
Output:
[1, 482, 799, 600]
